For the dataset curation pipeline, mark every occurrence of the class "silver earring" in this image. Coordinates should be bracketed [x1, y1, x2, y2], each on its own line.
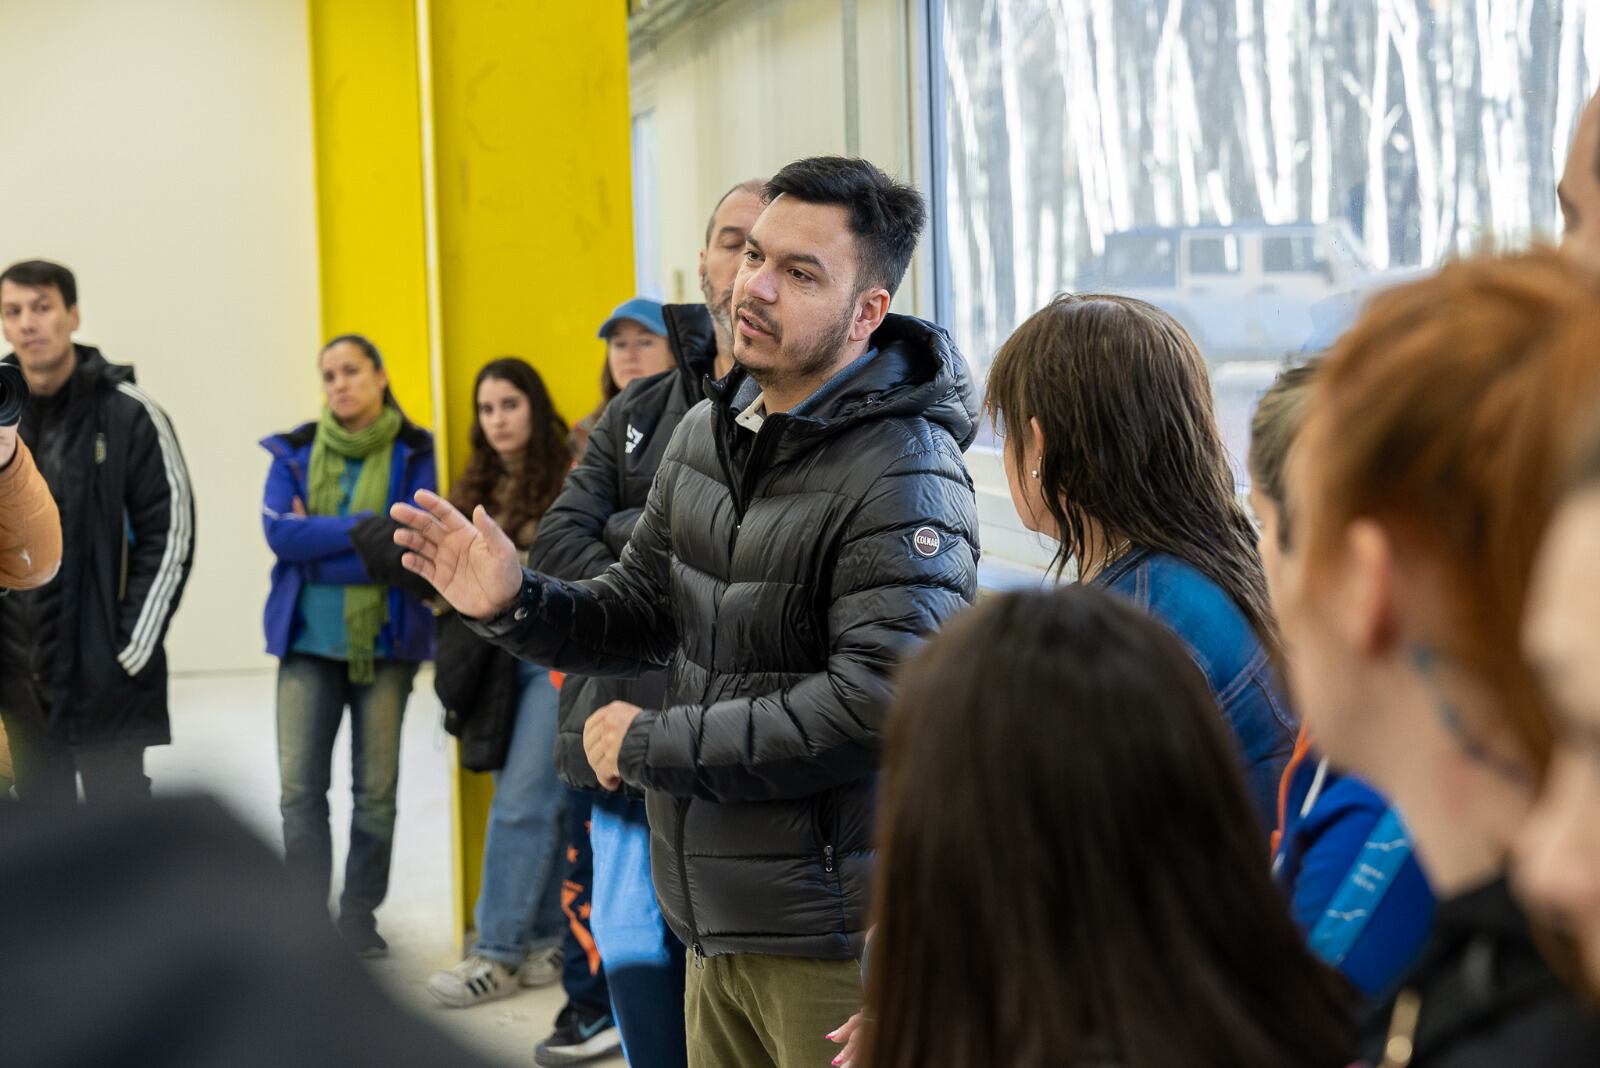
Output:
[1031, 468, 1039, 479]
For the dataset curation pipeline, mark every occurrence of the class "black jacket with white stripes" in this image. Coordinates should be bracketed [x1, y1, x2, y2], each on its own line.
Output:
[0, 346, 195, 748]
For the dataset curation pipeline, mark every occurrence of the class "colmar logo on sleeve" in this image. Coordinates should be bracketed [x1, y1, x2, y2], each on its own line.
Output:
[912, 527, 942, 558]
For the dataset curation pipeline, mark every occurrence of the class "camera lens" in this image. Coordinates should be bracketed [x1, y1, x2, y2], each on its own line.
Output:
[0, 364, 30, 428]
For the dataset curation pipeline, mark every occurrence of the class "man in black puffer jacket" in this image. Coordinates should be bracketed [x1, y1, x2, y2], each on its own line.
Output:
[394, 157, 979, 1067]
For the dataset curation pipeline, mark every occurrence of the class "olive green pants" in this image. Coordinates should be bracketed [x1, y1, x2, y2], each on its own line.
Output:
[685, 953, 863, 1068]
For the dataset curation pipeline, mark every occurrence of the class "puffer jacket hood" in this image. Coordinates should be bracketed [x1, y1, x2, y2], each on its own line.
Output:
[705, 312, 979, 451]
[663, 302, 718, 404]
[476, 309, 982, 960]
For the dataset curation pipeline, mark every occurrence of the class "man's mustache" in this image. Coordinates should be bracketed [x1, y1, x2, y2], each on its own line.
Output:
[735, 299, 781, 340]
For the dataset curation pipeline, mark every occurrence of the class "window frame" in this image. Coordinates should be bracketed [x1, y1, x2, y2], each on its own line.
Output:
[915, 0, 1052, 580]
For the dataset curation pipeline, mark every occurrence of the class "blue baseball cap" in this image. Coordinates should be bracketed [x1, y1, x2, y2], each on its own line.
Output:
[597, 297, 666, 339]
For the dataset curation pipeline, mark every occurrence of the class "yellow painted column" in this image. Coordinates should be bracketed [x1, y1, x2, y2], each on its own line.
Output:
[427, 0, 635, 940]
[429, 0, 635, 458]
[307, 0, 434, 424]
[309, 0, 634, 949]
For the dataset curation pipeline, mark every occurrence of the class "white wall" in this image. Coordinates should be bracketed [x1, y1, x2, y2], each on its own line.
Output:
[0, 0, 322, 673]
[631, 0, 929, 314]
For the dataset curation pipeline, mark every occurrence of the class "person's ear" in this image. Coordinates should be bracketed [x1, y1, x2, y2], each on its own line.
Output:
[849, 288, 891, 343]
[1343, 519, 1401, 659]
[67, 304, 81, 334]
[1029, 417, 1047, 476]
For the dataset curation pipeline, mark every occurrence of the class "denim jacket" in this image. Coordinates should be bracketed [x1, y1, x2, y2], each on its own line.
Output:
[1092, 548, 1295, 829]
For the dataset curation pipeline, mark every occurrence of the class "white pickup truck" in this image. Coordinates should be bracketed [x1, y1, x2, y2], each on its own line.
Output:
[1074, 220, 1401, 362]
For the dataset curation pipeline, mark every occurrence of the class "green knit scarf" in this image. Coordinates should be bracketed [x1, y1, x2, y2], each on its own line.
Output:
[308, 405, 402, 683]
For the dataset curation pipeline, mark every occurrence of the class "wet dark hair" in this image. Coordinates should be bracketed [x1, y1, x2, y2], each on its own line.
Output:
[319, 333, 402, 413]
[1247, 360, 1321, 547]
[449, 358, 571, 548]
[861, 586, 1354, 1068]
[764, 156, 925, 297]
[984, 292, 1279, 659]
[0, 260, 77, 307]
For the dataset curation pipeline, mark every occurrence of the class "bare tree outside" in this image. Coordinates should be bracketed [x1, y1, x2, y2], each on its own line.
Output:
[943, 0, 1594, 383]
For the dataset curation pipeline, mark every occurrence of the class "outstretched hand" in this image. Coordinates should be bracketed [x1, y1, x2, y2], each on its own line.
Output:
[391, 489, 523, 620]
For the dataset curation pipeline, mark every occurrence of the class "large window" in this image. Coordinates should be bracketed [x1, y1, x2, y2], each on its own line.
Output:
[935, 0, 1596, 564]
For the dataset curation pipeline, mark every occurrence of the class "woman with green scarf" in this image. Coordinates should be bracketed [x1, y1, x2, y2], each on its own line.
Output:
[260, 334, 437, 958]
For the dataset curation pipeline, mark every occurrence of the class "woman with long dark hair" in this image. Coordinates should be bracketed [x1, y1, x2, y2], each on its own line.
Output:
[426, 358, 579, 1008]
[984, 293, 1293, 827]
[859, 586, 1354, 1068]
[261, 333, 436, 957]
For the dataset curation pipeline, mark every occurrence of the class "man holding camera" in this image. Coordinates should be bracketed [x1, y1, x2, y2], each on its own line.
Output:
[0, 260, 194, 804]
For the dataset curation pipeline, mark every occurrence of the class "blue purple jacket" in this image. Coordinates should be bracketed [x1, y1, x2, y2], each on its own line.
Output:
[259, 420, 436, 663]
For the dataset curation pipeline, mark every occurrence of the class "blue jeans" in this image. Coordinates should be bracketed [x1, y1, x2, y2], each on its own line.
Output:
[276, 653, 418, 928]
[472, 660, 568, 965]
[591, 793, 687, 1068]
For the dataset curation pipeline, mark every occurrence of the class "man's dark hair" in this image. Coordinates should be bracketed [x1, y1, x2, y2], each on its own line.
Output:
[0, 260, 78, 307]
[764, 157, 925, 297]
[704, 178, 767, 248]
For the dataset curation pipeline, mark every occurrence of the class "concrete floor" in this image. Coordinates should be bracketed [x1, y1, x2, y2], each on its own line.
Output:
[148, 669, 621, 1067]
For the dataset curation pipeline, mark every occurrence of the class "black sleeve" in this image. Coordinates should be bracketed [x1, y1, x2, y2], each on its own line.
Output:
[468, 449, 681, 678]
[114, 385, 196, 677]
[614, 443, 980, 803]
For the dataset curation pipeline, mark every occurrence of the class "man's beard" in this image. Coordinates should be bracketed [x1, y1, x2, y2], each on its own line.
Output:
[700, 265, 735, 345]
[734, 298, 853, 389]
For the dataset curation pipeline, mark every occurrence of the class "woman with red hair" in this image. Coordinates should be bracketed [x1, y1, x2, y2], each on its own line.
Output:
[1274, 249, 1600, 1064]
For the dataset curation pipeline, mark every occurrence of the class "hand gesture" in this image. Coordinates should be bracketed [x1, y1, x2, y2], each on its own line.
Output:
[391, 489, 522, 619]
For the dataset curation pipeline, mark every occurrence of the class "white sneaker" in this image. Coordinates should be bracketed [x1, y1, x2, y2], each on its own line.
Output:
[520, 945, 563, 988]
[426, 955, 520, 1008]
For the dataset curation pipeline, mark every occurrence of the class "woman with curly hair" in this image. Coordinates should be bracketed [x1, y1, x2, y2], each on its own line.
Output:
[427, 358, 577, 1007]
